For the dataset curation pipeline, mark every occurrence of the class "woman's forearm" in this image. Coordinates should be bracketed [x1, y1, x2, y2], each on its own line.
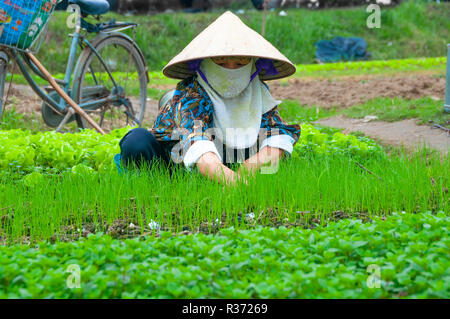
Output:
[196, 152, 239, 186]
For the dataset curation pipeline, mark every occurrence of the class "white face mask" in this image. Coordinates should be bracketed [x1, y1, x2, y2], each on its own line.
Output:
[199, 58, 254, 98]
[197, 57, 281, 149]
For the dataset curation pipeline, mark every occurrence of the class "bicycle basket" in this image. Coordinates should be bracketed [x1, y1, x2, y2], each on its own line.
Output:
[0, 0, 59, 52]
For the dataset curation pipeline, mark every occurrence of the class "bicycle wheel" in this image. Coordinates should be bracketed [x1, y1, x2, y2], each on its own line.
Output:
[73, 33, 148, 133]
[0, 51, 9, 120]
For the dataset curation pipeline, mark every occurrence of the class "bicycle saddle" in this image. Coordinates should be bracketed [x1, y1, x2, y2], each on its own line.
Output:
[56, 0, 110, 16]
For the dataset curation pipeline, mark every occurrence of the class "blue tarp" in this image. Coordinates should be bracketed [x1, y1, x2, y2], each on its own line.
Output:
[315, 36, 371, 63]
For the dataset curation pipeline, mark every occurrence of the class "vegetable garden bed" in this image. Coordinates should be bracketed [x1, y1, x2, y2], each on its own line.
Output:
[0, 139, 447, 245]
[0, 212, 448, 299]
[0, 124, 448, 299]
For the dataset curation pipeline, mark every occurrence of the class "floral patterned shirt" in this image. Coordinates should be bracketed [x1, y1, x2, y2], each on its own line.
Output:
[149, 75, 301, 169]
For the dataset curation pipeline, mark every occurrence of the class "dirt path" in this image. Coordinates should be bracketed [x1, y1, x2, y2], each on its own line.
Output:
[3, 83, 42, 114]
[314, 115, 449, 154]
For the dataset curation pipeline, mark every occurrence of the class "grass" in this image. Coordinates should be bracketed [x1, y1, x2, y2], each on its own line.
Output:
[292, 57, 446, 78]
[0, 107, 48, 133]
[278, 99, 339, 123]
[342, 97, 449, 126]
[0, 147, 448, 245]
[0, 211, 448, 298]
[278, 96, 450, 127]
[37, 1, 449, 74]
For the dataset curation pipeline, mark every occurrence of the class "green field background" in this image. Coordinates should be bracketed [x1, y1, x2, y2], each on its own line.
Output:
[39, 1, 450, 74]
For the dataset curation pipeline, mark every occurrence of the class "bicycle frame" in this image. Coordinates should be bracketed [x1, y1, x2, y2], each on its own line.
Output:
[12, 19, 140, 121]
[445, 43, 449, 114]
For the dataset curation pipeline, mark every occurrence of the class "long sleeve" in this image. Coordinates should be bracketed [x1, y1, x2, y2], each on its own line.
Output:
[260, 106, 301, 155]
[151, 76, 221, 170]
[258, 81, 301, 155]
[176, 105, 222, 170]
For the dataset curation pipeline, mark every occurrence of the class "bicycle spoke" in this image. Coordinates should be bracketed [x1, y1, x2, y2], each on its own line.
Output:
[89, 65, 99, 86]
[99, 110, 105, 127]
[76, 35, 147, 133]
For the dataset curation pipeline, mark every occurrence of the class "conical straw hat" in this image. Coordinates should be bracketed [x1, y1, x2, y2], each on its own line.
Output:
[163, 11, 296, 81]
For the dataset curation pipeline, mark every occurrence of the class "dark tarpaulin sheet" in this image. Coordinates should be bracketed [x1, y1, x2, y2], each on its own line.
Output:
[315, 36, 371, 63]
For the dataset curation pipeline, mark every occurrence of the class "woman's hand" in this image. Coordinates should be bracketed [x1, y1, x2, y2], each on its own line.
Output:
[197, 152, 244, 187]
[239, 146, 284, 175]
[196, 147, 285, 187]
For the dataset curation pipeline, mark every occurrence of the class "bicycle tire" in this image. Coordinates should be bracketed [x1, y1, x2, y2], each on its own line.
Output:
[0, 51, 9, 120]
[72, 32, 148, 132]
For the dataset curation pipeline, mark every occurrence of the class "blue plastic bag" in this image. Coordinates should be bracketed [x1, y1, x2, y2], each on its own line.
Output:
[315, 36, 370, 63]
[114, 154, 124, 174]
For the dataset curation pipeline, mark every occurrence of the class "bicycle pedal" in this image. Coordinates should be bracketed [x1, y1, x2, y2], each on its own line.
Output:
[43, 79, 66, 93]
[44, 86, 55, 93]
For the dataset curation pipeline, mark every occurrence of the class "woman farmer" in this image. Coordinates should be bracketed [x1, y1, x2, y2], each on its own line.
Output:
[118, 11, 301, 186]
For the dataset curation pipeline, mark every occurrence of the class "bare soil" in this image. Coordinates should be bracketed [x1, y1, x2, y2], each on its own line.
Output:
[3, 83, 42, 114]
[3, 83, 160, 128]
[269, 73, 446, 108]
[1, 208, 374, 246]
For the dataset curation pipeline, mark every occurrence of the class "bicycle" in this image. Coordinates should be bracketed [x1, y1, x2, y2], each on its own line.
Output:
[0, 0, 149, 133]
[445, 43, 449, 114]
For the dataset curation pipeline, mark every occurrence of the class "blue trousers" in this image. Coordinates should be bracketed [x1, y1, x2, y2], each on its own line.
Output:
[119, 128, 256, 171]
[119, 128, 173, 170]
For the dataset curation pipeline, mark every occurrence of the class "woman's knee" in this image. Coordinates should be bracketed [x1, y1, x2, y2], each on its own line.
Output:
[119, 128, 169, 168]
[119, 129, 155, 163]
[120, 128, 157, 152]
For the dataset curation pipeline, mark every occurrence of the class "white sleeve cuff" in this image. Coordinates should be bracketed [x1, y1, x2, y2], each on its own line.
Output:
[183, 140, 222, 170]
[260, 135, 295, 154]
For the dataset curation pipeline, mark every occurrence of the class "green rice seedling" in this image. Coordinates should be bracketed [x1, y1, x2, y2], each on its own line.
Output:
[0, 144, 448, 245]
